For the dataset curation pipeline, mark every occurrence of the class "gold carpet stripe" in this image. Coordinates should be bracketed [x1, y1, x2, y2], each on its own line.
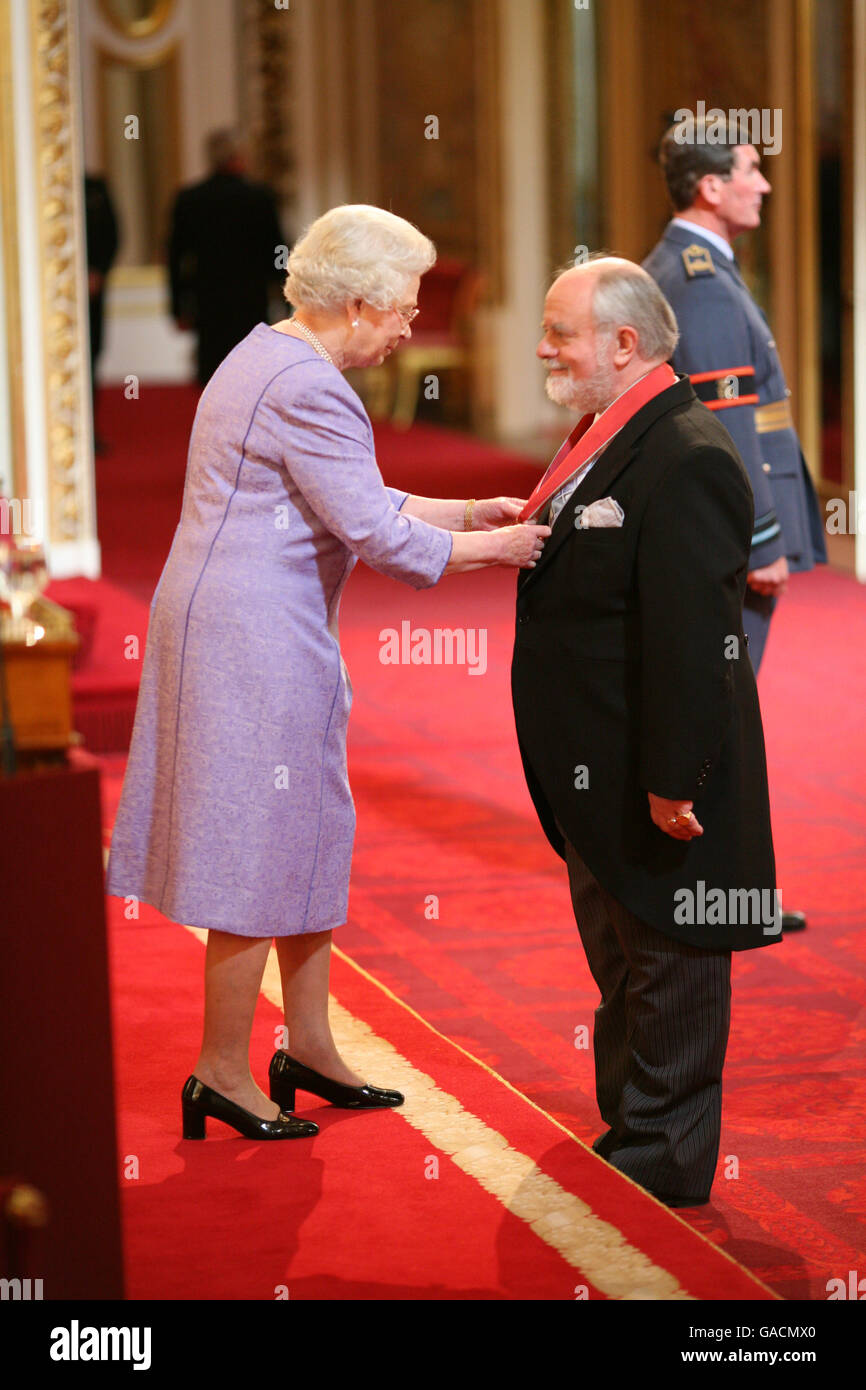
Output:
[331, 944, 782, 1301]
[181, 926, 691, 1299]
[104, 838, 774, 1293]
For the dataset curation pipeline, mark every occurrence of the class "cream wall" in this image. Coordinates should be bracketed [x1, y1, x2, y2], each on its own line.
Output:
[487, 0, 558, 440]
[78, 0, 557, 432]
[289, 0, 556, 443]
[78, 0, 240, 384]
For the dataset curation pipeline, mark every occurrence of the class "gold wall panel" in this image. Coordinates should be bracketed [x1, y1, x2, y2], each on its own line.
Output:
[371, 0, 502, 302]
[0, 0, 27, 510]
[31, 0, 91, 547]
[241, 0, 295, 210]
[595, 0, 821, 476]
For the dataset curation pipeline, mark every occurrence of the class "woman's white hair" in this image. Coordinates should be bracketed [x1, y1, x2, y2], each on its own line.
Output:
[283, 204, 436, 313]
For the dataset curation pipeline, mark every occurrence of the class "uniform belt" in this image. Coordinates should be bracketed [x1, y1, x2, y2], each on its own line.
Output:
[754, 398, 794, 433]
[689, 365, 758, 409]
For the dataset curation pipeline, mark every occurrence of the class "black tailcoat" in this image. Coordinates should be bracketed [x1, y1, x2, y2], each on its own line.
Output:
[167, 172, 287, 384]
[511, 377, 780, 951]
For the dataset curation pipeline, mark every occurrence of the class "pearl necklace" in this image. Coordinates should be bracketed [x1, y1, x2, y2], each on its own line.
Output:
[291, 317, 335, 365]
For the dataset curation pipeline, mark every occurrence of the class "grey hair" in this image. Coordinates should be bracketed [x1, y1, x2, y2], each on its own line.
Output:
[205, 127, 243, 171]
[283, 204, 436, 313]
[590, 259, 679, 361]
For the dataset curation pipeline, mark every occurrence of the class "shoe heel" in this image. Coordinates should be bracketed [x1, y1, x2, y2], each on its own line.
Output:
[270, 1081, 296, 1111]
[182, 1103, 206, 1140]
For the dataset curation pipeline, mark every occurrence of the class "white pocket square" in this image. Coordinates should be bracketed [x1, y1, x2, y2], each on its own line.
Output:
[577, 497, 625, 528]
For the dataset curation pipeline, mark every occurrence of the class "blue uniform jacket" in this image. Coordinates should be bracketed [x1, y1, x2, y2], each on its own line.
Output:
[643, 222, 826, 572]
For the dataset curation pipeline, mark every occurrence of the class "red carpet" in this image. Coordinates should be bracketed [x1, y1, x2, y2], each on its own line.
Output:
[336, 561, 866, 1300]
[99, 761, 774, 1301]
[82, 386, 865, 1299]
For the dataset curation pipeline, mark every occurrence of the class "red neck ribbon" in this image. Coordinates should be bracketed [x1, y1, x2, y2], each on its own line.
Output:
[519, 362, 677, 523]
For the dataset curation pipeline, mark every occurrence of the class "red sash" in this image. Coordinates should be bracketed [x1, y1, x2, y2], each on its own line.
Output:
[519, 363, 677, 522]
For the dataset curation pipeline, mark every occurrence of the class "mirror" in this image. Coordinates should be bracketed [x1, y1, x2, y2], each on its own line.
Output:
[98, 0, 175, 41]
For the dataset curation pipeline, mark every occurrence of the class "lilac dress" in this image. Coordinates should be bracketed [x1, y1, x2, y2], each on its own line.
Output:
[105, 326, 453, 936]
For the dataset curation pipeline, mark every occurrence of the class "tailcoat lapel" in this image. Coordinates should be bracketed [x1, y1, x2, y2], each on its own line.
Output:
[518, 376, 694, 594]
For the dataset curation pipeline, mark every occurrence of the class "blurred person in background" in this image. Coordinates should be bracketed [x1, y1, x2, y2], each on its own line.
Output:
[84, 172, 119, 452]
[168, 128, 287, 385]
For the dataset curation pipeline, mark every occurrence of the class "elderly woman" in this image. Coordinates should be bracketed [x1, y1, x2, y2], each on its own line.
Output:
[106, 204, 549, 1140]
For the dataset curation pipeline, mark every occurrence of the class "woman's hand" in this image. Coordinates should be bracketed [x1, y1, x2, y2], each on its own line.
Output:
[473, 497, 528, 530]
[443, 522, 550, 575]
[495, 523, 551, 568]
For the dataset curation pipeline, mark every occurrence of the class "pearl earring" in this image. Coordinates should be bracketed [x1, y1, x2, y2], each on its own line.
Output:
[352, 319, 360, 328]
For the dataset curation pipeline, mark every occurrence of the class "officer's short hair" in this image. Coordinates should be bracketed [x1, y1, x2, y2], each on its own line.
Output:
[659, 120, 738, 211]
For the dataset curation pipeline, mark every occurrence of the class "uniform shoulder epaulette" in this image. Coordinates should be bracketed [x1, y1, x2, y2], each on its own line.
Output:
[681, 244, 716, 278]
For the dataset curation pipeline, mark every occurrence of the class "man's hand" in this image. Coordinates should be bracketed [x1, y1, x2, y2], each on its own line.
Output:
[473, 497, 527, 530]
[648, 793, 704, 841]
[495, 523, 551, 568]
[747, 554, 788, 597]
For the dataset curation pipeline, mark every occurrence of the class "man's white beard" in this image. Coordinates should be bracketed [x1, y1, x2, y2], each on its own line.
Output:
[545, 342, 619, 415]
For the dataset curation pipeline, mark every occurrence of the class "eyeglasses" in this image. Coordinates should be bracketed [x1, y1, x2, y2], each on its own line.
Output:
[394, 305, 420, 325]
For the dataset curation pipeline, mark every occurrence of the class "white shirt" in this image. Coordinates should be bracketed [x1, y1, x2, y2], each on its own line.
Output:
[671, 217, 734, 261]
[548, 452, 600, 526]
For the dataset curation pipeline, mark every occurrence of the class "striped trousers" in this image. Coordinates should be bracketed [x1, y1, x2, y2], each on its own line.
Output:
[560, 831, 732, 1205]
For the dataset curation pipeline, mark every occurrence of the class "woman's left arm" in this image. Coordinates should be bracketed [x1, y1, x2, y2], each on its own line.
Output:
[400, 495, 526, 531]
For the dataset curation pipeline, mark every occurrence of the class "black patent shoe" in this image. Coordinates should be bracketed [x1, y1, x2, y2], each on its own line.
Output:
[181, 1075, 319, 1140]
[269, 1050, 404, 1110]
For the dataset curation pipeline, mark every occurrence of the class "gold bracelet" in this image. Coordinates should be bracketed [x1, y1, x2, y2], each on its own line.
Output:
[464, 499, 476, 532]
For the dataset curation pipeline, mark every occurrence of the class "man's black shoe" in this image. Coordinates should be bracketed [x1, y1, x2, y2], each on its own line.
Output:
[591, 1132, 615, 1158]
[656, 1192, 711, 1208]
[782, 911, 807, 932]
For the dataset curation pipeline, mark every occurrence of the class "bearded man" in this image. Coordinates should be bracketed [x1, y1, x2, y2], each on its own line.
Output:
[511, 256, 780, 1207]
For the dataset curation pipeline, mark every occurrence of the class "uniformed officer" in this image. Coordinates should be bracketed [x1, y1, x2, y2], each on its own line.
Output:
[643, 118, 826, 931]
